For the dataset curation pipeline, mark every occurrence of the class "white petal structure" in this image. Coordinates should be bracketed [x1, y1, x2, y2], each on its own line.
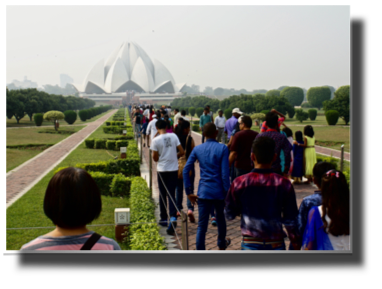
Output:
[75, 41, 184, 94]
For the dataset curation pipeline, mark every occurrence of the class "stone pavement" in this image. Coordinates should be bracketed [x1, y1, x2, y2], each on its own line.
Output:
[141, 130, 318, 251]
[6, 109, 117, 207]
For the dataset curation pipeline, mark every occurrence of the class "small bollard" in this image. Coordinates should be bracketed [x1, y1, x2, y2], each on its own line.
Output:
[115, 208, 130, 242]
[340, 144, 345, 172]
[123, 129, 127, 136]
[120, 147, 127, 159]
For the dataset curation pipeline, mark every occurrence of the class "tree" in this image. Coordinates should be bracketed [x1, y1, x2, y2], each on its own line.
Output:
[307, 86, 331, 109]
[195, 107, 204, 117]
[280, 87, 304, 107]
[277, 86, 289, 91]
[265, 89, 281, 97]
[188, 107, 196, 117]
[255, 96, 291, 115]
[44, 110, 65, 130]
[214, 87, 225, 96]
[7, 91, 26, 123]
[323, 85, 350, 124]
[203, 86, 214, 96]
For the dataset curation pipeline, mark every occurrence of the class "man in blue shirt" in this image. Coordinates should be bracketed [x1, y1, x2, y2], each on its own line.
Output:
[183, 123, 231, 250]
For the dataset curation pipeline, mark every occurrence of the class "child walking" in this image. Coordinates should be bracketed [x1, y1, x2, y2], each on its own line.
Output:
[302, 170, 350, 250]
[292, 131, 305, 183]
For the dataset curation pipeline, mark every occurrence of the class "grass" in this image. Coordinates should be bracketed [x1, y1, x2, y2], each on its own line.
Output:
[317, 153, 350, 172]
[6, 117, 130, 250]
[6, 126, 85, 146]
[6, 110, 111, 128]
[6, 148, 45, 172]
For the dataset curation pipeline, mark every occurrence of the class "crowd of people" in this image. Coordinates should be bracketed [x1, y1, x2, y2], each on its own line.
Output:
[132, 104, 350, 251]
[20, 104, 349, 251]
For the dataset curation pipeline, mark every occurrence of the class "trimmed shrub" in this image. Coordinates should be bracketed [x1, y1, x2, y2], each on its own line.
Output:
[33, 113, 44, 126]
[89, 171, 114, 196]
[95, 139, 107, 149]
[260, 110, 270, 115]
[110, 174, 131, 197]
[195, 107, 204, 117]
[75, 158, 140, 177]
[188, 107, 196, 117]
[287, 108, 296, 118]
[301, 102, 313, 108]
[105, 121, 111, 126]
[250, 113, 266, 122]
[192, 124, 199, 132]
[280, 87, 304, 107]
[106, 140, 116, 150]
[295, 109, 309, 123]
[64, 110, 77, 125]
[78, 109, 88, 121]
[129, 177, 166, 250]
[307, 86, 331, 109]
[224, 109, 232, 119]
[316, 156, 338, 171]
[308, 109, 317, 120]
[85, 138, 95, 149]
[325, 110, 339, 125]
[192, 120, 199, 125]
[116, 140, 129, 150]
[103, 126, 123, 134]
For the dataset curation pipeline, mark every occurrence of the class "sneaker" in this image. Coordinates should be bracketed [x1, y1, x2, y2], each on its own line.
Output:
[211, 217, 217, 226]
[166, 217, 177, 235]
[219, 238, 231, 250]
[159, 219, 168, 227]
[187, 210, 195, 223]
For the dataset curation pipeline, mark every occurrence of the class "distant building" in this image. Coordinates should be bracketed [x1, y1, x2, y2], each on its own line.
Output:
[72, 41, 186, 105]
[60, 74, 74, 88]
[10, 76, 38, 89]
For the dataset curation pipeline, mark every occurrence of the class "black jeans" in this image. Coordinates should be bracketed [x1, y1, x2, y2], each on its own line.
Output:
[201, 128, 205, 143]
[157, 171, 178, 220]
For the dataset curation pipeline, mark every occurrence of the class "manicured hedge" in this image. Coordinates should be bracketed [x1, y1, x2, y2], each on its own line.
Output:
[64, 110, 77, 125]
[75, 157, 140, 177]
[95, 139, 107, 149]
[325, 110, 339, 125]
[106, 121, 131, 127]
[116, 140, 128, 150]
[110, 174, 131, 197]
[308, 109, 317, 121]
[129, 177, 166, 250]
[78, 110, 88, 121]
[316, 156, 338, 171]
[85, 139, 95, 149]
[106, 140, 116, 150]
[33, 113, 44, 126]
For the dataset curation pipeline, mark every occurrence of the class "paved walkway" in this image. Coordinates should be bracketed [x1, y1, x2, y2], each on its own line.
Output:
[142, 130, 318, 251]
[6, 109, 117, 207]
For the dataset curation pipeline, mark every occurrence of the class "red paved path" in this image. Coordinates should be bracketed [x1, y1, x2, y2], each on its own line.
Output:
[6, 109, 117, 205]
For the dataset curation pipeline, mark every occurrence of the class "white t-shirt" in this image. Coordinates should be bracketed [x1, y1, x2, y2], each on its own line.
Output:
[150, 133, 180, 172]
[146, 119, 158, 141]
[143, 108, 150, 117]
[214, 116, 226, 129]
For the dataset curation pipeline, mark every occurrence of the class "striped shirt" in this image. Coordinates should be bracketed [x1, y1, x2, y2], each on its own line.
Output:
[20, 231, 121, 250]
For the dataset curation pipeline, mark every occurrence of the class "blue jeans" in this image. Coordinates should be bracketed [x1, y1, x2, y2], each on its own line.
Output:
[175, 168, 195, 212]
[196, 199, 226, 250]
[135, 123, 141, 137]
[241, 241, 286, 250]
[157, 171, 178, 220]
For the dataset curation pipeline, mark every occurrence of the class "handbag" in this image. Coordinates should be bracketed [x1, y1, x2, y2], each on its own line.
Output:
[178, 134, 193, 179]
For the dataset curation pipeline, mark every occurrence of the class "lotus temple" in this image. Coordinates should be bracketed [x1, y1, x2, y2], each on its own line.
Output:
[72, 42, 186, 105]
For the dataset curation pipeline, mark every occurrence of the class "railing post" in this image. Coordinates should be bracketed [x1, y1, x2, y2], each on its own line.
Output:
[181, 211, 189, 250]
[340, 144, 345, 172]
[149, 149, 152, 193]
[140, 132, 143, 164]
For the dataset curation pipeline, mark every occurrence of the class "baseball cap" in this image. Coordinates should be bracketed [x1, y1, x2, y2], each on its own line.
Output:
[152, 114, 157, 118]
[232, 108, 243, 115]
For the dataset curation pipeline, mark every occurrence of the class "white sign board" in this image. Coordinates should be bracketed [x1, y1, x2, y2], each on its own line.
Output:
[124, 122, 126, 126]
[120, 147, 127, 153]
[115, 208, 130, 225]
[123, 130, 127, 134]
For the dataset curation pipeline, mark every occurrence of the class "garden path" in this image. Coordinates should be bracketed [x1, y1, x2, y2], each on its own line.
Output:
[6, 109, 117, 208]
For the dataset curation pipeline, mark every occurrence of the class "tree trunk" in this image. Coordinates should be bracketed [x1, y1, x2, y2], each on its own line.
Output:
[54, 120, 57, 131]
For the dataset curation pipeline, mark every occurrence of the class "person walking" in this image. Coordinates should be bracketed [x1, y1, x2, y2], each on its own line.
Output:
[199, 107, 212, 143]
[133, 108, 142, 137]
[224, 108, 243, 142]
[229, 116, 258, 179]
[151, 120, 185, 235]
[255, 111, 292, 176]
[183, 123, 231, 250]
[225, 136, 301, 250]
[173, 108, 181, 127]
[206, 105, 214, 123]
[146, 114, 158, 147]
[214, 109, 226, 144]
[175, 120, 196, 223]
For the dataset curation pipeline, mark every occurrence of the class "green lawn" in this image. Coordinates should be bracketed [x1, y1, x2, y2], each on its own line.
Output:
[6, 118, 130, 250]
[6, 110, 111, 128]
[6, 126, 85, 146]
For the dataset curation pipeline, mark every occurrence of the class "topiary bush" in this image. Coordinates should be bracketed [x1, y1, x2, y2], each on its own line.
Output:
[110, 174, 131, 197]
[308, 109, 317, 120]
[33, 113, 44, 126]
[106, 140, 116, 150]
[316, 156, 338, 171]
[295, 109, 309, 123]
[89, 171, 115, 196]
[43, 110, 65, 131]
[301, 102, 313, 108]
[95, 139, 107, 149]
[192, 124, 199, 132]
[188, 107, 196, 117]
[325, 110, 339, 125]
[287, 108, 296, 118]
[250, 113, 266, 122]
[115, 140, 129, 150]
[85, 138, 95, 149]
[196, 107, 204, 117]
[79, 109, 89, 122]
[224, 109, 232, 119]
[64, 110, 77, 125]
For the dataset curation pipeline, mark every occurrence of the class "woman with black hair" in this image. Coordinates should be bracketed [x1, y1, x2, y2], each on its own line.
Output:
[164, 114, 173, 133]
[294, 125, 317, 183]
[175, 120, 196, 223]
[302, 170, 350, 250]
[292, 131, 305, 183]
[21, 167, 121, 250]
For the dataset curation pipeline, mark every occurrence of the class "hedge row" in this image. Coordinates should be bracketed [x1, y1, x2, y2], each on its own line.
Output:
[129, 177, 166, 250]
[79, 105, 112, 121]
[85, 138, 129, 150]
[54, 167, 131, 197]
[105, 121, 132, 127]
[74, 157, 140, 177]
[103, 126, 132, 134]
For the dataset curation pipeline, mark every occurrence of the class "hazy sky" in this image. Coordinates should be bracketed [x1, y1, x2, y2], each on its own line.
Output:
[6, 5, 350, 91]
